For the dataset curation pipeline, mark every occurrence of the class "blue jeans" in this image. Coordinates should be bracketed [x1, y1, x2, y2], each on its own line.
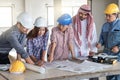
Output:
[0, 53, 10, 64]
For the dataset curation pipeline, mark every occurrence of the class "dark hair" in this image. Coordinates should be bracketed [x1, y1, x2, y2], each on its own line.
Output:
[27, 26, 48, 39]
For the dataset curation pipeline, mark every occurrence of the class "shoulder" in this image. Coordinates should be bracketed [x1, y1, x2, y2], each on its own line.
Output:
[72, 16, 76, 23]
[72, 16, 76, 20]
[6, 29, 19, 39]
[67, 26, 74, 33]
[52, 27, 58, 32]
[102, 22, 109, 27]
[69, 26, 73, 30]
[10, 25, 20, 35]
[117, 18, 120, 21]
[116, 19, 120, 24]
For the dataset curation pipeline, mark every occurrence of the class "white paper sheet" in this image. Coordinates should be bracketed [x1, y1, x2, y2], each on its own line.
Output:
[45, 60, 112, 73]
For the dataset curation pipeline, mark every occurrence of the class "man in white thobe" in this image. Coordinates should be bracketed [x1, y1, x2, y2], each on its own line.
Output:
[72, 4, 98, 80]
[72, 4, 97, 58]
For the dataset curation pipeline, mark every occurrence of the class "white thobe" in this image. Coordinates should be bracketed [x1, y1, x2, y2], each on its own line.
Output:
[74, 19, 97, 57]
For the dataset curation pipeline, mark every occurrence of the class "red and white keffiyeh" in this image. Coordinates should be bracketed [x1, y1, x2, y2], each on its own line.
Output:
[73, 4, 94, 49]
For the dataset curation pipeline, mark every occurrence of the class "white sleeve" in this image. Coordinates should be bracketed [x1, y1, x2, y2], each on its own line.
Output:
[90, 23, 98, 53]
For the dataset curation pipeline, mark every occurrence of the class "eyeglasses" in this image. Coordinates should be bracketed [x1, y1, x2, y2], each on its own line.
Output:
[79, 12, 88, 17]
[105, 14, 112, 18]
[105, 14, 117, 18]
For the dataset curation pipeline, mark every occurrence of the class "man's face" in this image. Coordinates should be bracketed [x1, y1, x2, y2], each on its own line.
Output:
[105, 14, 117, 22]
[59, 25, 69, 32]
[79, 12, 88, 20]
[19, 24, 29, 34]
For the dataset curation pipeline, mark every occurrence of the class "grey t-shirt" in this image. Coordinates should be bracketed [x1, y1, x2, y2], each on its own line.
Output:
[0, 25, 28, 58]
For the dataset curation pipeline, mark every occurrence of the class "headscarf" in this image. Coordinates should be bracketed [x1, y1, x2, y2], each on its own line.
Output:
[73, 4, 94, 48]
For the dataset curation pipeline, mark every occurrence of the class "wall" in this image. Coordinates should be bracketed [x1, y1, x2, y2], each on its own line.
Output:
[25, 0, 53, 22]
[62, 0, 87, 6]
[25, 0, 87, 25]
[53, 0, 87, 25]
[0, 0, 25, 32]
[92, 0, 118, 39]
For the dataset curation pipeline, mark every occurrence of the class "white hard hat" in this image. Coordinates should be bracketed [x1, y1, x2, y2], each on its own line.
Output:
[34, 17, 47, 27]
[17, 12, 33, 29]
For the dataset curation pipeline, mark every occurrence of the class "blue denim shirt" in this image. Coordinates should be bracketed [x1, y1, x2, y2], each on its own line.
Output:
[99, 18, 120, 60]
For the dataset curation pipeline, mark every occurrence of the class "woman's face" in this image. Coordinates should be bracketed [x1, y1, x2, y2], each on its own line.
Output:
[38, 27, 46, 36]
[59, 25, 69, 32]
[105, 14, 117, 22]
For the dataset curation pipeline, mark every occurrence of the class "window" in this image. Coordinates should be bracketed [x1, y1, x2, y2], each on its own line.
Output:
[0, 6, 12, 27]
[47, 7, 54, 26]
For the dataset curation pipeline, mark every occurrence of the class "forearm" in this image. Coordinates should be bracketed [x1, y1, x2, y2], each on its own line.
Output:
[50, 43, 56, 55]
[8, 34, 29, 58]
[30, 55, 37, 62]
[69, 43, 75, 58]
[48, 43, 56, 62]
[42, 50, 46, 61]
[98, 31, 104, 46]
[25, 56, 34, 64]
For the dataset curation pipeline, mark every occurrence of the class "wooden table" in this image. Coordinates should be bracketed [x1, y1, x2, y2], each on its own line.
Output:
[0, 62, 120, 80]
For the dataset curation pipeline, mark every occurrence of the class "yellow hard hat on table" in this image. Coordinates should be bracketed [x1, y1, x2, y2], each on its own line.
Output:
[9, 60, 26, 74]
[104, 3, 119, 14]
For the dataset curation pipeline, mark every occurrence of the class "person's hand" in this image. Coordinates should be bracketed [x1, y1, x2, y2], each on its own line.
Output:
[48, 54, 54, 63]
[111, 46, 119, 53]
[72, 56, 78, 60]
[96, 43, 101, 49]
[25, 57, 34, 64]
[89, 51, 95, 56]
[30, 55, 37, 62]
[36, 60, 45, 66]
[71, 56, 84, 63]
[71, 56, 80, 61]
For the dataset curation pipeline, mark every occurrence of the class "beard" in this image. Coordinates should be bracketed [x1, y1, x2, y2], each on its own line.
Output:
[79, 16, 86, 21]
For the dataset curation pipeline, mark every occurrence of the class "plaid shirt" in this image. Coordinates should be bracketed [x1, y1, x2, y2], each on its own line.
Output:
[27, 31, 49, 60]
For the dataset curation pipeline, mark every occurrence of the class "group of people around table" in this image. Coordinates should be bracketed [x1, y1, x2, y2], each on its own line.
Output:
[0, 3, 120, 80]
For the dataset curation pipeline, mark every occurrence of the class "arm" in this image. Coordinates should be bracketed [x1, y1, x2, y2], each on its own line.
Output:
[98, 28, 104, 46]
[41, 50, 46, 61]
[90, 23, 97, 53]
[42, 31, 49, 61]
[8, 34, 34, 64]
[48, 28, 57, 62]
[30, 55, 37, 62]
[26, 39, 37, 63]
[36, 50, 46, 66]
[68, 27, 76, 59]
[48, 42, 56, 62]
[96, 30, 104, 49]
[68, 43, 75, 59]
